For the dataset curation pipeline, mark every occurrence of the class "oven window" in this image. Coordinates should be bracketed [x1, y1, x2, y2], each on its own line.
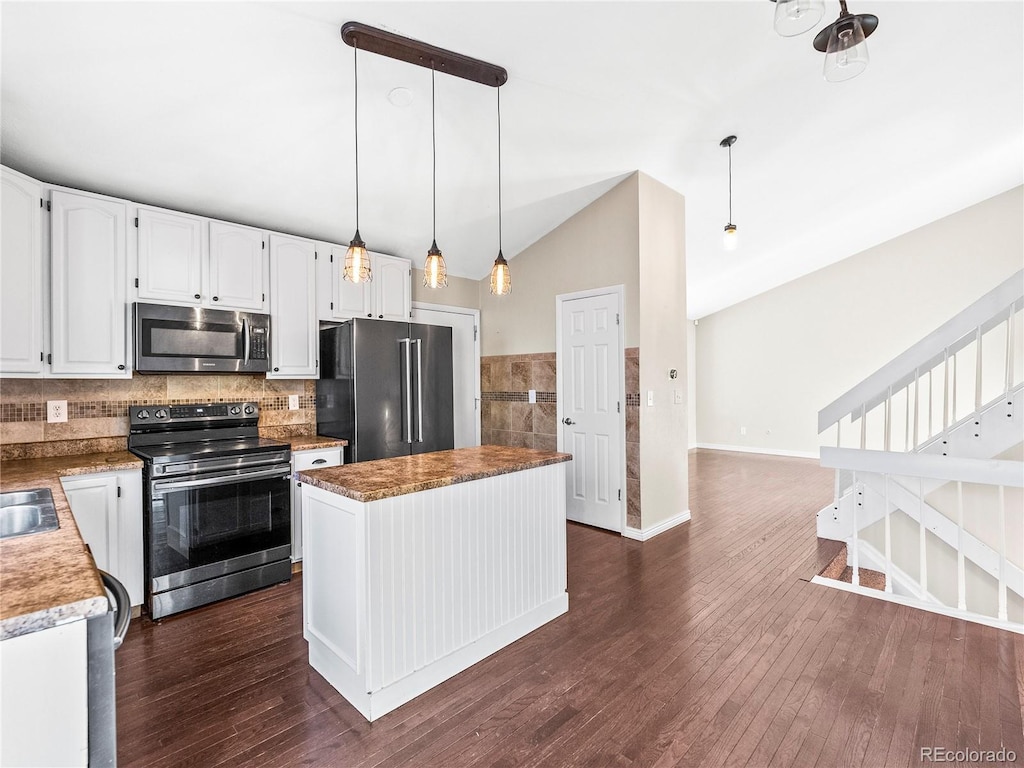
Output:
[143, 320, 241, 359]
[149, 474, 289, 579]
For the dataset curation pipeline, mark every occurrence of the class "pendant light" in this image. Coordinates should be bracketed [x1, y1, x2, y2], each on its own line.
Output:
[720, 135, 738, 252]
[423, 63, 447, 289]
[489, 82, 511, 296]
[813, 0, 878, 82]
[344, 39, 371, 283]
[771, 0, 824, 37]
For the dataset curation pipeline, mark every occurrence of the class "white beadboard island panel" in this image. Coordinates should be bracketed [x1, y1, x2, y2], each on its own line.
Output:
[301, 460, 568, 722]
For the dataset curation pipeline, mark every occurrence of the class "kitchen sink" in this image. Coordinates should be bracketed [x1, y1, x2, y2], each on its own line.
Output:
[0, 488, 59, 539]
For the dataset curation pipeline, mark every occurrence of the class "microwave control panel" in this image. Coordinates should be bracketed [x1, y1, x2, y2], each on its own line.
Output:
[250, 326, 268, 360]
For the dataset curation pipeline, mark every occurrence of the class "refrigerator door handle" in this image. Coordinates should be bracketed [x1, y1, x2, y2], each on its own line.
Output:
[400, 338, 413, 443]
[414, 339, 424, 442]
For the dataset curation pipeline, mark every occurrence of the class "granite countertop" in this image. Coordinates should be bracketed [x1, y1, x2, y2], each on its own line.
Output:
[284, 435, 348, 452]
[297, 445, 572, 503]
[0, 451, 142, 641]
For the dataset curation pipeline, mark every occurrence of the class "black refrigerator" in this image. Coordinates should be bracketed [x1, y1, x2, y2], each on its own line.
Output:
[317, 319, 455, 463]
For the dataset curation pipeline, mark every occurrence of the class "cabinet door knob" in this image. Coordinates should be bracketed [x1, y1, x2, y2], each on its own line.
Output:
[273, 367, 280, 372]
[367, 313, 372, 318]
[378, 314, 383, 319]
[212, 296, 219, 302]
[194, 293, 201, 300]
[117, 364, 126, 371]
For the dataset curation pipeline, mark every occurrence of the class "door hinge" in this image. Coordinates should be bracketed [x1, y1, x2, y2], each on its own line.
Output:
[618, 489, 622, 501]
[134, 278, 139, 288]
[134, 217, 139, 228]
[117, 486, 122, 498]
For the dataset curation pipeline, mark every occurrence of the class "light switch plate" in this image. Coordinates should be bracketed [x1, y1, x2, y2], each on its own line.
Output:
[288, 394, 300, 410]
[647, 390, 654, 407]
[47, 400, 68, 423]
[673, 389, 683, 404]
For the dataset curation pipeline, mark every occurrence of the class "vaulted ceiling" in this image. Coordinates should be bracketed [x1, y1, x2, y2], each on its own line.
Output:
[2, 2, 1021, 317]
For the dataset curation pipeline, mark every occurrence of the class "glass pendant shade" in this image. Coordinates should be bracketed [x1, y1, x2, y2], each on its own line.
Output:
[489, 251, 511, 295]
[773, 0, 825, 37]
[723, 224, 738, 251]
[824, 16, 869, 82]
[423, 241, 447, 288]
[344, 231, 371, 283]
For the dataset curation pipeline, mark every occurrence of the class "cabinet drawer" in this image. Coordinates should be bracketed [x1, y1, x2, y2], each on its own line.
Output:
[294, 447, 343, 471]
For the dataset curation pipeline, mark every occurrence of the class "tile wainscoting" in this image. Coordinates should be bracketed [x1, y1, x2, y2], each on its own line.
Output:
[481, 348, 641, 529]
[0, 376, 316, 460]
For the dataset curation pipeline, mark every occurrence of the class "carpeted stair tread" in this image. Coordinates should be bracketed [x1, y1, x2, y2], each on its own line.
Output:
[818, 545, 886, 592]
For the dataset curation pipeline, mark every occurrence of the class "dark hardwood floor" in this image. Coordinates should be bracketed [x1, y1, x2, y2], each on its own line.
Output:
[115, 450, 1024, 767]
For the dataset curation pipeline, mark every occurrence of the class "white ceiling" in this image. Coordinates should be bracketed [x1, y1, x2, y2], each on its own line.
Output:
[2, 1, 1021, 318]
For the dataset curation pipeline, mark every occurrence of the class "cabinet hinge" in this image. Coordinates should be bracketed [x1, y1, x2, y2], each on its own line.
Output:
[262, 293, 265, 302]
[474, 325, 478, 341]
[262, 241, 266, 250]
[40, 198, 44, 208]
[330, 302, 334, 310]
[134, 278, 139, 288]
[617, 401, 621, 413]
[117, 486, 122, 498]
[616, 313, 620, 325]
[330, 253, 333, 263]
[134, 217, 139, 228]
[618, 489, 622, 501]
[46, 200, 51, 212]
[40, 352, 44, 362]
[314, 251, 318, 260]
[47, 353, 52, 365]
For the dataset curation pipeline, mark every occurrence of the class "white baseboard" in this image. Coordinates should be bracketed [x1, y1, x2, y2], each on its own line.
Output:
[623, 510, 691, 541]
[696, 443, 819, 460]
[810, 575, 1023, 635]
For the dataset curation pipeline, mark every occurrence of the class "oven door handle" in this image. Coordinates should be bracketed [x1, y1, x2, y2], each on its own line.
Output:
[152, 467, 291, 494]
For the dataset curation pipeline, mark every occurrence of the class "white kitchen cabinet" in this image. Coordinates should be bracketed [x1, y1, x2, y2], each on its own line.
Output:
[136, 207, 205, 305]
[50, 190, 130, 378]
[317, 247, 411, 323]
[291, 446, 343, 561]
[0, 167, 45, 374]
[0, 619, 88, 768]
[208, 220, 267, 311]
[268, 234, 318, 378]
[61, 469, 144, 608]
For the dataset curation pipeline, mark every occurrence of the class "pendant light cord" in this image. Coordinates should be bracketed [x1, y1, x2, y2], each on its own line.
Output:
[353, 41, 360, 232]
[493, 81, 497, 249]
[727, 141, 732, 224]
[432, 63, 436, 241]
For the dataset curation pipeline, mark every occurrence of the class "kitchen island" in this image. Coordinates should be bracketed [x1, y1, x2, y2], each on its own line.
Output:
[296, 445, 572, 722]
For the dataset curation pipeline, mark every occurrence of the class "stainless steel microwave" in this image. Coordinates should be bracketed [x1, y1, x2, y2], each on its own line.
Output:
[134, 303, 270, 373]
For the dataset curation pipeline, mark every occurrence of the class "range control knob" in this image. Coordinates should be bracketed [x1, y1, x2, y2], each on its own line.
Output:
[244, 405, 256, 415]
[136, 409, 150, 420]
[229, 405, 241, 415]
[154, 409, 168, 419]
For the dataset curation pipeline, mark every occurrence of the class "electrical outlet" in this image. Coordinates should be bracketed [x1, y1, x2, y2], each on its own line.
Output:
[528, 389, 536, 404]
[288, 394, 300, 411]
[740, 426, 747, 436]
[47, 400, 68, 423]
[647, 390, 654, 407]
[673, 388, 683, 404]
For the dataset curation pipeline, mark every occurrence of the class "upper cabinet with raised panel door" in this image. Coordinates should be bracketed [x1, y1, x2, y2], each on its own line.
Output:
[136, 211, 266, 312]
[136, 207, 204, 305]
[316, 247, 411, 323]
[268, 233, 318, 379]
[0, 167, 45, 374]
[50, 190, 130, 378]
[208, 221, 267, 311]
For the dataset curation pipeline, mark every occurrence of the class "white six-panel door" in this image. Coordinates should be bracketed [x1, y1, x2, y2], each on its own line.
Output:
[559, 290, 624, 532]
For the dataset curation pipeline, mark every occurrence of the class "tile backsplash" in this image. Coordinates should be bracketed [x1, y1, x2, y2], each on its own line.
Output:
[0, 375, 316, 459]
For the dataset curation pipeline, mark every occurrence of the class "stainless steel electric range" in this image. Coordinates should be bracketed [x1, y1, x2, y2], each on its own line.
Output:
[128, 402, 292, 619]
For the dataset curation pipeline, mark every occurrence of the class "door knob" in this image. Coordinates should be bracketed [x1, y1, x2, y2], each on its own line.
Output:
[562, 417, 576, 426]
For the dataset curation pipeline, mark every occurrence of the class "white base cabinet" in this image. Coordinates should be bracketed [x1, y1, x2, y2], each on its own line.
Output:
[300, 463, 568, 721]
[0, 619, 88, 768]
[61, 470, 144, 607]
[291, 446, 343, 561]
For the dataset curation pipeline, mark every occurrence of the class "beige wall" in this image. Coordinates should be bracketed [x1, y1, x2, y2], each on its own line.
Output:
[477, 174, 640, 356]
[412, 269, 480, 310]
[637, 174, 688, 526]
[696, 185, 1024, 456]
[687, 321, 697, 448]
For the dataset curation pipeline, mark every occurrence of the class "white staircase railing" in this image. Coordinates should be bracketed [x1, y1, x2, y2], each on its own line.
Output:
[815, 271, 1024, 631]
[819, 270, 1023, 453]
